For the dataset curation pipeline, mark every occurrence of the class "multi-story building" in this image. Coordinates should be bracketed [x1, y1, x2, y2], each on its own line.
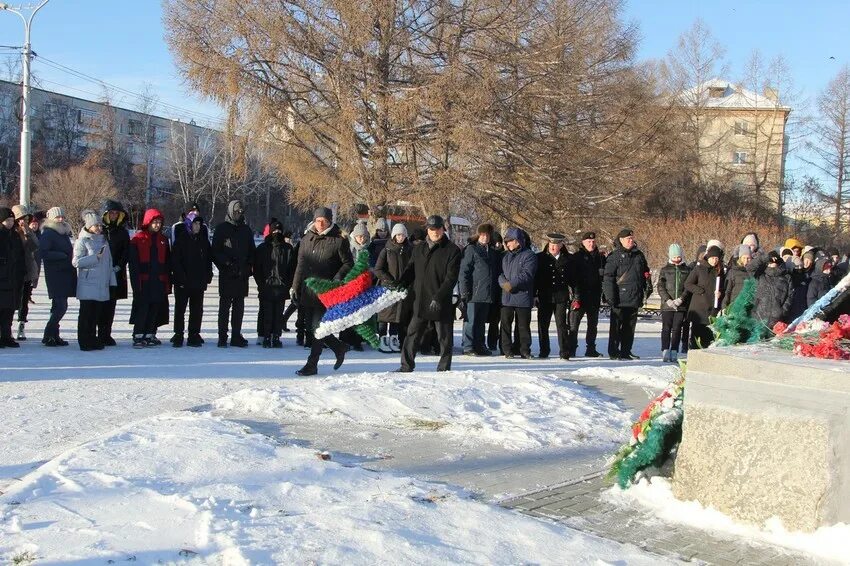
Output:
[0, 78, 219, 198]
[679, 78, 791, 213]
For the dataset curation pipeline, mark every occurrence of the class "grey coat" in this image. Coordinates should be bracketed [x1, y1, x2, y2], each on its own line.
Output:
[459, 242, 501, 303]
[73, 229, 116, 302]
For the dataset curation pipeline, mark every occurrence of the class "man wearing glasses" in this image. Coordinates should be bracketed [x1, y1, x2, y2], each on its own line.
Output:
[568, 231, 604, 358]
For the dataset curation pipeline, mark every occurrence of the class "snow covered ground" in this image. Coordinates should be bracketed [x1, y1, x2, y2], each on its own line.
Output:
[1, 285, 681, 563]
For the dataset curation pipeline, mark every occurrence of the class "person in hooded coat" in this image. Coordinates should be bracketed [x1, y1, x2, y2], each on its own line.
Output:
[458, 223, 500, 356]
[11, 205, 39, 341]
[603, 229, 651, 360]
[498, 227, 538, 359]
[253, 220, 295, 348]
[752, 251, 794, 329]
[39, 207, 75, 346]
[171, 211, 213, 347]
[685, 245, 725, 349]
[129, 208, 171, 347]
[212, 199, 255, 347]
[73, 210, 117, 351]
[98, 199, 130, 346]
[568, 231, 605, 358]
[0, 207, 26, 347]
[396, 215, 462, 372]
[657, 243, 691, 363]
[486, 230, 504, 351]
[535, 233, 571, 359]
[373, 222, 413, 353]
[291, 207, 354, 376]
[807, 256, 834, 307]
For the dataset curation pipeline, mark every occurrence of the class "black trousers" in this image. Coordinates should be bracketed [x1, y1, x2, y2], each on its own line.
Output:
[78, 300, 104, 348]
[0, 307, 13, 339]
[282, 300, 297, 328]
[261, 297, 284, 337]
[661, 310, 688, 352]
[462, 302, 490, 353]
[538, 301, 569, 357]
[486, 303, 501, 351]
[303, 306, 347, 371]
[18, 281, 34, 322]
[500, 306, 532, 356]
[568, 304, 599, 354]
[97, 298, 118, 341]
[44, 296, 68, 339]
[690, 321, 714, 349]
[133, 301, 163, 337]
[175, 287, 204, 336]
[218, 295, 245, 338]
[401, 316, 454, 371]
[608, 307, 638, 357]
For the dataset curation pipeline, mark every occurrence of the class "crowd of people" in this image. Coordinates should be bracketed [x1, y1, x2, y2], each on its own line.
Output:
[1, 202, 848, 376]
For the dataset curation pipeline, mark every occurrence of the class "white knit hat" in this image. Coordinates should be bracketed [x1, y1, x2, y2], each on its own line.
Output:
[47, 206, 66, 220]
[706, 239, 724, 251]
[391, 223, 408, 239]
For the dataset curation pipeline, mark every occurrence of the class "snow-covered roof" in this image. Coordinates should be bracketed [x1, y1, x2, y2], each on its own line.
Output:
[680, 78, 791, 111]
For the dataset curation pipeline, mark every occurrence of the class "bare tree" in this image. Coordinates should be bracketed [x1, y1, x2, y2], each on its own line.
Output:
[803, 65, 850, 234]
[34, 164, 118, 232]
[35, 97, 85, 168]
[130, 83, 165, 206]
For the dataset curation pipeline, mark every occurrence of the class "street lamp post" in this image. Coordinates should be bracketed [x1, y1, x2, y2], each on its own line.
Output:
[1, 0, 51, 208]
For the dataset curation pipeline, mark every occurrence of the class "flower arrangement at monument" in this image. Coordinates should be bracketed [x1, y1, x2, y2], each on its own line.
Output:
[774, 315, 850, 360]
[306, 250, 408, 348]
[608, 370, 685, 489]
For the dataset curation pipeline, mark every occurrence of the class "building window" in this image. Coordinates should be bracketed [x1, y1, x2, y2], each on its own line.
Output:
[733, 151, 748, 165]
[128, 119, 144, 136]
[77, 108, 100, 127]
[734, 120, 749, 136]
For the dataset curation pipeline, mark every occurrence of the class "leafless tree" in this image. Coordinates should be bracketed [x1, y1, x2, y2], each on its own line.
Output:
[34, 164, 118, 232]
[803, 65, 850, 234]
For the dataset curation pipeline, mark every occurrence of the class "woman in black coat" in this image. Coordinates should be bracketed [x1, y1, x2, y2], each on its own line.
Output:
[39, 207, 76, 346]
[753, 251, 793, 330]
[0, 207, 26, 347]
[99, 199, 130, 346]
[171, 213, 213, 347]
[373, 223, 413, 352]
[253, 221, 295, 348]
[685, 246, 724, 349]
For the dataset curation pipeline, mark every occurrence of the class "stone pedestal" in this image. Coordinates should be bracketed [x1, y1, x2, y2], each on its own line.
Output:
[673, 346, 850, 532]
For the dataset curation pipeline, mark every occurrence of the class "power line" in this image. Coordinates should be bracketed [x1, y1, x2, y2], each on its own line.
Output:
[32, 54, 226, 127]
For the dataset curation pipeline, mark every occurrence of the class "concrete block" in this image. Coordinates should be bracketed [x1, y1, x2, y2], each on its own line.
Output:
[674, 347, 850, 532]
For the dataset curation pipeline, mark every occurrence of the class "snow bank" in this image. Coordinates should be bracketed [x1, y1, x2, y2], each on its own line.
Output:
[568, 364, 678, 389]
[1, 413, 670, 565]
[605, 477, 850, 565]
[213, 370, 633, 451]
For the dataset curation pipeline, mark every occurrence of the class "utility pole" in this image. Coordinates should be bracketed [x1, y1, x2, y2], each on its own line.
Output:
[1, 0, 51, 208]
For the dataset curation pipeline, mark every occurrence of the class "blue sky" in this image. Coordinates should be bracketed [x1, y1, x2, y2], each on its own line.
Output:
[1, 0, 848, 177]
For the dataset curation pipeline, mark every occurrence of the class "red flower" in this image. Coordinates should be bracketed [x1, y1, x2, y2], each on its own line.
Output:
[773, 321, 788, 336]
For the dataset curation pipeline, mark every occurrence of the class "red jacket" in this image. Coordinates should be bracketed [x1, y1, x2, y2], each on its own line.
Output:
[130, 208, 171, 294]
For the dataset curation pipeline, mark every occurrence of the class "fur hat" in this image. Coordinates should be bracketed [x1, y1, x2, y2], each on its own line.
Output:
[46, 207, 66, 220]
[477, 223, 494, 235]
[81, 209, 102, 230]
[391, 223, 408, 239]
[0, 207, 13, 223]
[668, 243, 683, 261]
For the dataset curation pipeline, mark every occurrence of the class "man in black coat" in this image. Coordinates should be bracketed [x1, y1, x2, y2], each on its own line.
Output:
[397, 215, 462, 372]
[212, 199, 256, 347]
[603, 228, 651, 360]
[98, 199, 130, 346]
[171, 212, 213, 347]
[292, 207, 353, 376]
[0, 207, 26, 347]
[568, 231, 604, 358]
[535, 233, 571, 359]
[459, 223, 500, 356]
[254, 220, 295, 348]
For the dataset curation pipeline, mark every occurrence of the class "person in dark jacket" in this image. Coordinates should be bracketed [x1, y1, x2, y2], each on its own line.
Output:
[498, 227, 538, 359]
[98, 199, 130, 346]
[486, 231, 505, 351]
[807, 257, 834, 307]
[366, 218, 389, 268]
[657, 243, 691, 363]
[11, 205, 39, 341]
[535, 233, 571, 359]
[788, 249, 815, 321]
[568, 231, 604, 358]
[0, 207, 26, 347]
[171, 212, 213, 347]
[129, 208, 171, 348]
[212, 199, 256, 347]
[253, 220, 295, 348]
[396, 215, 462, 372]
[685, 246, 724, 349]
[603, 229, 651, 360]
[753, 251, 793, 330]
[170, 202, 207, 246]
[458, 223, 500, 356]
[722, 244, 754, 311]
[374, 223, 413, 353]
[39, 207, 75, 346]
[292, 207, 354, 376]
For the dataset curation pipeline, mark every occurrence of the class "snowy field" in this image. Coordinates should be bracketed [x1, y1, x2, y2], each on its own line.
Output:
[1, 284, 681, 563]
